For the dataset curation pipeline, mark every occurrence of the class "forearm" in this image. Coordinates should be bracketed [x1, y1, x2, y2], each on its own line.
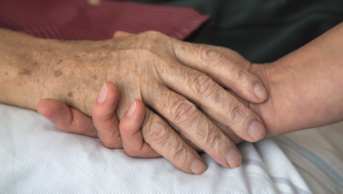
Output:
[251, 22, 343, 136]
[0, 28, 56, 110]
[0, 28, 105, 114]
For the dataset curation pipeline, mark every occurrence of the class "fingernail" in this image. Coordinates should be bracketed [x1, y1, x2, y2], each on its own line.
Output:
[226, 148, 241, 168]
[97, 83, 108, 103]
[190, 159, 206, 175]
[253, 83, 267, 101]
[126, 100, 136, 116]
[248, 121, 265, 141]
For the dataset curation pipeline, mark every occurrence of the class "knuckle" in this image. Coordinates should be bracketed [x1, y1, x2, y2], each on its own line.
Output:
[200, 46, 221, 60]
[173, 144, 190, 162]
[228, 102, 246, 124]
[212, 88, 225, 105]
[199, 46, 223, 67]
[144, 120, 170, 146]
[192, 75, 218, 98]
[133, 45, 155, 57]
[140, 31, 166, 46]
[172, 99, 199, 126]
[207, 132, 221, 152]
[199, 124, 221, 151]
[232, 67, 249, 82]
[144, 30, 164, 37]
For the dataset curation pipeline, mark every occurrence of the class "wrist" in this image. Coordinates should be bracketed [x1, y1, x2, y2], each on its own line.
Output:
[0, 29, 58, 110]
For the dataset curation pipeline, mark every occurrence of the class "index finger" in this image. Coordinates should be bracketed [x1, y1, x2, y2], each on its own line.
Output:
[172, 40, 268, 103]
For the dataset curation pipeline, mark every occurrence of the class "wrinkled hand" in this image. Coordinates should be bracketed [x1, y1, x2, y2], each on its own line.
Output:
[40, 30, 268, 174]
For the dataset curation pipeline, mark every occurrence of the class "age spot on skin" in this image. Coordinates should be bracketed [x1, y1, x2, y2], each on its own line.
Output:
[68, 92, 73, 97]
[93, 74, 98, 80]
[54, 70, 63, 77]
[57, 59, 63, 64]
[18, 68, 32, 76]
[5, 72, 8, 75]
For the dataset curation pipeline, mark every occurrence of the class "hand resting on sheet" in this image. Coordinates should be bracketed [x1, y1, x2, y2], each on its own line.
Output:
[39, 22, 343, 174]
[6, 21, 343, 175]
[0, 28, 269, 174]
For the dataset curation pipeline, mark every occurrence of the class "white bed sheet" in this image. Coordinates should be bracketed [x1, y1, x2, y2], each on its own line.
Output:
[1, 103, 342, 193]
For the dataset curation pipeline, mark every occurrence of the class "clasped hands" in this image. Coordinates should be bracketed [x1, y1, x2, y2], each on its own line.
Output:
[37, 31, 269, 175]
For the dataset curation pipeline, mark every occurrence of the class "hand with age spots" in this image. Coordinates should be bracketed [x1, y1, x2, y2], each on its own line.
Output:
[0, 28, 269, 175]
[35, 23, 343, 176]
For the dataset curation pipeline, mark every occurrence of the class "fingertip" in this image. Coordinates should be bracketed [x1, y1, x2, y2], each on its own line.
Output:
[104, 81, 118, 94]
[92, 81, 119, 117]
[247, 120, 266, 142]
[190, 158, 207, 175]
[226, 148, 242, 168]
[121, 99, 145, 127]
[133, 99, 146, 118]
[37, 99, 67, 121]
[36, 99, 49, 116]
[253, 82, 268, 102]
[126, 100, 137, 116]
[103, 81, 119, 103]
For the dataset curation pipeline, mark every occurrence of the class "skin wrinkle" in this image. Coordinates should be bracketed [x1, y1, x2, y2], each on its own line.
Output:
[200, 46, 223, 70]
[209, 133, 221, 153]
[171, 97, 198, 128]
[169, 96, 187, 123]
[166, 134, 183, 159]
[213, 88, 225, 106]
[203, 82, 222, 107]
[147, 120, 170, 147]
[173, 142, 189, 163]
[230, 103, 246, 125]
[193, 75, 216, 98]
[199, 120, 220, 152]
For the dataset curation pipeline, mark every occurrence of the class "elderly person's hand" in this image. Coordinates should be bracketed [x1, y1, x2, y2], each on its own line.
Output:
[0, 28, 268, 174]
[38, 22, 343, 175]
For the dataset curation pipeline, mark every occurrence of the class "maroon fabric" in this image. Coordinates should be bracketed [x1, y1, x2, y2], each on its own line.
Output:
[0, 0, 210, 40]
